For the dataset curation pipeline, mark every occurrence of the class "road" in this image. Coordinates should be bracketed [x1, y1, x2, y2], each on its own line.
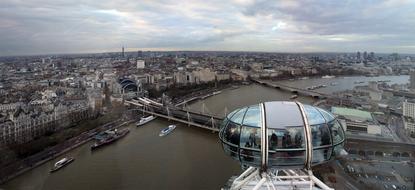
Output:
[388, 115, 415, 143]
[330, 161, 365, 190]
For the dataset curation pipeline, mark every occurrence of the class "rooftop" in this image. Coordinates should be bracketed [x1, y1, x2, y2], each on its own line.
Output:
[331, 107, 373, 122]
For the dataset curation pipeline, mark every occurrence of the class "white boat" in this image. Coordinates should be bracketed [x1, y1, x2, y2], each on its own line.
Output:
[212, 90, 222, 95]
[321, 75, 335, 79]
[136, 115, 157, 126]
[159, 125, 176, 137]
[290, 95, 298, 99]
[50, 157, 74, 173]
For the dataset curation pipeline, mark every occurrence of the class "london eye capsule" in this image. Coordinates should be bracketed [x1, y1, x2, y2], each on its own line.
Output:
[219, 101, 345, 170]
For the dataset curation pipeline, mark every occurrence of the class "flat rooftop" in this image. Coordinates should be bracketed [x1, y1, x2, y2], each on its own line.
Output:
[331, 107, 373, 122]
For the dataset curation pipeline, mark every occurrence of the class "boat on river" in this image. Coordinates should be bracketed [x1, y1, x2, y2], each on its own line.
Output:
[136, 115, 157, 126]
[159, 125, 176, 137]
[306, 84, 327, 90]
[50, 157, 74, 173]
[290, 95, 298, 99]
[212, 90, 222, 95]
[322, 75, 335, 79]
[201, 91, 222, 99]
[91, 128, 130, 150]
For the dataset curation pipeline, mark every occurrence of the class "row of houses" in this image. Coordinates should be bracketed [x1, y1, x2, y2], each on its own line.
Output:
[0, 100, 92, 147]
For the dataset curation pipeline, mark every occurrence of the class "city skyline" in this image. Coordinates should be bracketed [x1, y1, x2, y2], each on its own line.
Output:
[1, 0, 415, 56]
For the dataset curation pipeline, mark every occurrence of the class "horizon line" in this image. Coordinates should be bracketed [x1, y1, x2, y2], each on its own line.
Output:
[1, 49, 414, 58]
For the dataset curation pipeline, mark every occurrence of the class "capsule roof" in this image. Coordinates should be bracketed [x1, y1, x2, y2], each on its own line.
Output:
[227, 101, 335, 128]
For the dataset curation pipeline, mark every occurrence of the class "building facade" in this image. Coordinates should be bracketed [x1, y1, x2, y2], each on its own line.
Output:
[403, 100, 415, 134]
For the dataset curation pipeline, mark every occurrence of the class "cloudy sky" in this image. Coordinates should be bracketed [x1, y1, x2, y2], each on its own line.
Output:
[1, 0, 415, 56]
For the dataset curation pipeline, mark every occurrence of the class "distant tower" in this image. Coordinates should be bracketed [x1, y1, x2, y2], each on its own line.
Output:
[369, 52, 375, 60]
[357, 51, 361, 61]
[122, 46, 125, 58]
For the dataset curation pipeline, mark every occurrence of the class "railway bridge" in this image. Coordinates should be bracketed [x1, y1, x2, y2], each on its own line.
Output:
[251, 79, 330, 99]
[125, 98, 223, 132]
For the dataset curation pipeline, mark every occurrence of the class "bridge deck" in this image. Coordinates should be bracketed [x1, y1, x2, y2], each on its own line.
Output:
[251, 79, 330, 98]
[139, 109, 219, 132]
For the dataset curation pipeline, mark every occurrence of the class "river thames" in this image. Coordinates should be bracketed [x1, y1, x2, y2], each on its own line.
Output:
[0, 75, 409, 190]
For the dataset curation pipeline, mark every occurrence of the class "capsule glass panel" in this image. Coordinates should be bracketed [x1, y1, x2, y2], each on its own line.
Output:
[219, 101, 346, 169]
[268, 127, 306, 167]
[222, 121, 240, 161]
[229, 107, 247, 124]
[242, 105, 261, 127]
[240, 126, 261, 166]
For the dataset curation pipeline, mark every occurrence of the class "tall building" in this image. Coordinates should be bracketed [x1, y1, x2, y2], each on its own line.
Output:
[403, 100, 415, 134]
[136, 60, 145, 69]
[356, 51, 361, 61]
[368, 81, 378, 91]
[410, 71, 415, 90]
[403, 100, 415, 118]
[122, 46, 125, 57]
[369, 52, 375, 60]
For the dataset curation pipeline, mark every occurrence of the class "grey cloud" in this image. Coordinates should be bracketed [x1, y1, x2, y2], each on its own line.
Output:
[0, 0, 414, 56]
[243, 0, 415, 35]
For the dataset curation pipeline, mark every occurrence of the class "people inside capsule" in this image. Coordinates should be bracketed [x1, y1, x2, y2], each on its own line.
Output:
[240, 126, 261, 163]
[219, 101, 345, 168]
[223, 122, 239, 157]
[247, 128, 260, 148]
[294, 130, 303, 147]
[267, 127, 305, 165]
[269, 132, 278, 149]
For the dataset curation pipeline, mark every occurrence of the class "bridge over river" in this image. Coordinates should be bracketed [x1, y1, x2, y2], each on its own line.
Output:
[251, 79, 331, 99]
[126, 96, 415, 160]
[126, 98, 223, 132]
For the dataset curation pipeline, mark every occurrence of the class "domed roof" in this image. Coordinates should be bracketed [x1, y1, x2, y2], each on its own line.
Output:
[118, 78, 138, 92]
[219, 101, 345, 169]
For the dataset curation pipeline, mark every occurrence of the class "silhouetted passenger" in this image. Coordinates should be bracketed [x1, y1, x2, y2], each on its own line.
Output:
[248, 128, 259, 148]
[320, 126, 331, 159]
[270, 133, 278, 150]
[230, 131, 239, 145]
[226, 128, 239, 156]
[294, 132, 302, 148]
[319, 125, 330, 145]
[286, 134, 292, 147]
[282, 134, 287, 148]
[282, 132, 293, 148]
